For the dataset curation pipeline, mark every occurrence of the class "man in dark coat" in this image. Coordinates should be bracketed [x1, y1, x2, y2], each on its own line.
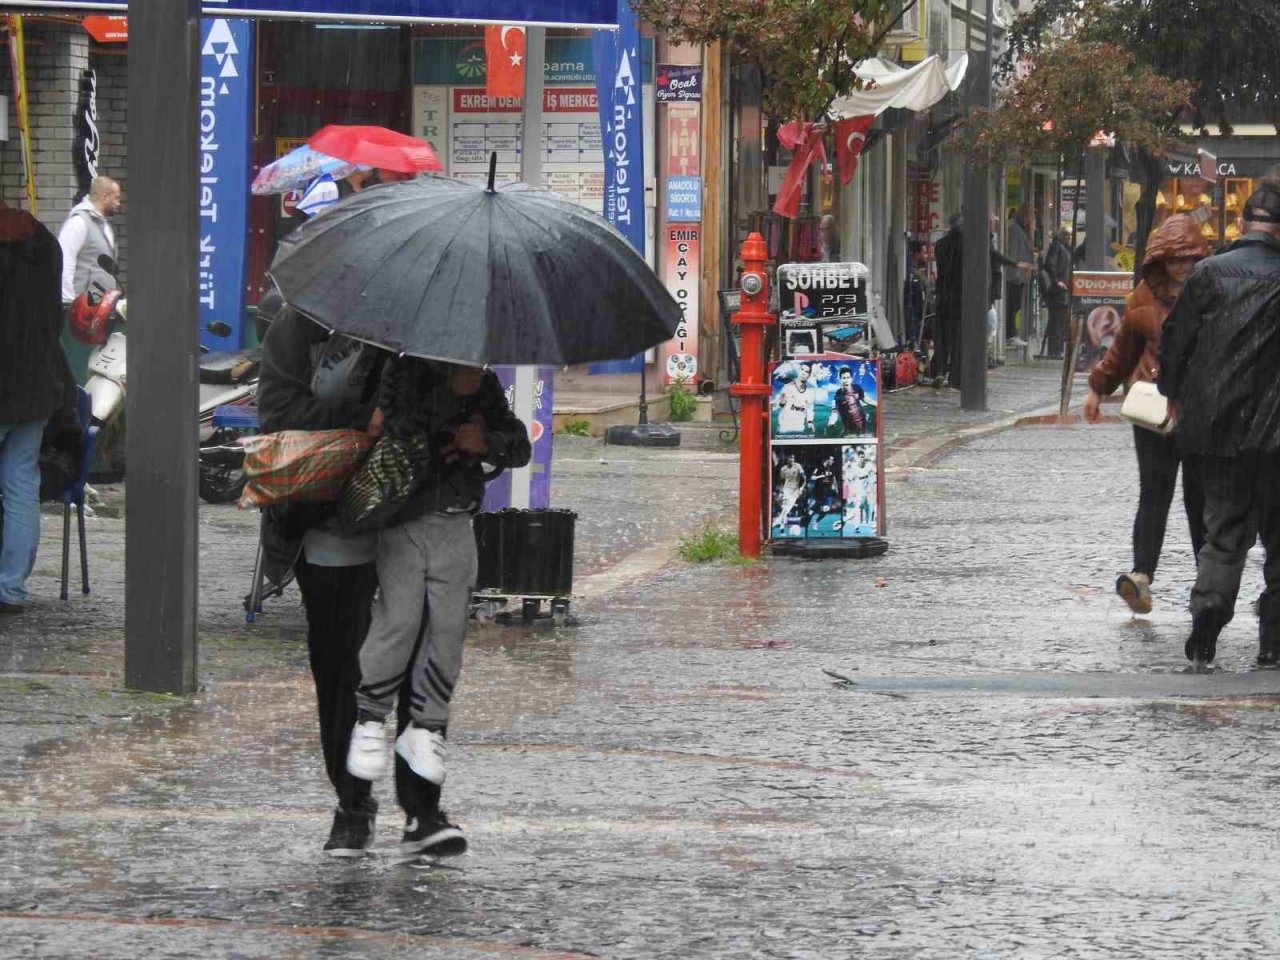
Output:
[932, 213, 964, 386]
[1158, 177, 1280, 664]
[0, 206, 65, 613]
[1041, 227, 1073, 359]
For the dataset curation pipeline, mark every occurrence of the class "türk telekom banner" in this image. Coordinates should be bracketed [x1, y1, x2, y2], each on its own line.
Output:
[198, 18, 253, 350]
[590, 0, 646, 374]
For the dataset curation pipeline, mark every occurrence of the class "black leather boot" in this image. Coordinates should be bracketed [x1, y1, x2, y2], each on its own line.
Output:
[1185, 610, 1227, 664]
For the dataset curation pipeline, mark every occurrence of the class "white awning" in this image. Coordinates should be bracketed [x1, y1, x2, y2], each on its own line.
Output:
[829, 53, 969, 119]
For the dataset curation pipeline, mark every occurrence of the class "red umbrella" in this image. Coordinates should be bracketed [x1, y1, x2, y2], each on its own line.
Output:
[307, 125, 442, 175]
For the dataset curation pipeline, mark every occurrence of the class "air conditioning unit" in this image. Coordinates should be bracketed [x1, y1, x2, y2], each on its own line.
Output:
[884, 0, 923, 40]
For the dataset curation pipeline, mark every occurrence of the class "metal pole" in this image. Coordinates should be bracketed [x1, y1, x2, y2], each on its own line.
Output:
[960, 0, 992, 411]
[520, 26, 545, 189]
[1085, 146, 1106, 270]
[124, 0, 200, 693]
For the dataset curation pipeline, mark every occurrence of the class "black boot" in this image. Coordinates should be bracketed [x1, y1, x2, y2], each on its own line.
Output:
[1258, 620, 1280, 666]
[1185, 610, 1226, 664]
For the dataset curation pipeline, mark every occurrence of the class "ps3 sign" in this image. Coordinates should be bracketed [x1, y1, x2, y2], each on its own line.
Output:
[777, 262, 869, 325]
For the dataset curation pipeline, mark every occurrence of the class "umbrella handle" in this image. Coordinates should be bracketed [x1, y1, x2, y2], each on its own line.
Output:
[486, 151, 497, 193]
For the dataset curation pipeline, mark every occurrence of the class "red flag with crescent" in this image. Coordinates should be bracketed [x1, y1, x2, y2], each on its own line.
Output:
[835, 116, 874, 185]
[485, 24, 526, 100]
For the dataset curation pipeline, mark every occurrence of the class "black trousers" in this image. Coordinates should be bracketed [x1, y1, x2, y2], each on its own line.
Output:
[295, 559, 439, 817]
[1005, 282, 1024, 339]
[1188, 453, 1280, 630]
[1045, 304, 1068, 358]
[1131, 427, 1205, 581]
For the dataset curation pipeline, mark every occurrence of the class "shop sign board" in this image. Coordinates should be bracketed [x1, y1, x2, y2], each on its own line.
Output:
[655, 64, 701, 102]
[768, 355, 884, 540]
[1070, 271, 1132, 374]
[665, 175, 701, 222]
[777, 262, 869, 325]
[662, 226, 699, 384]
[665, 103, 700, 176]
[7, 1, 621, 28]
[198, 17, 253, 350]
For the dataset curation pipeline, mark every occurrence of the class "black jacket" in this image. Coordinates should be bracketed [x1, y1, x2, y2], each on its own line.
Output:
[934, 227, 963, 310]
[377, 358, 531, 522]
[1158, 232, 1280, 457]
[256, 308, 385, 577]
[0, 209, 66, 424]
[1042, 238, 1072, 308]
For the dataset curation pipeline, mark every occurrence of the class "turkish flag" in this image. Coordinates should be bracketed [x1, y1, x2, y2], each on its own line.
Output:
[485, 25, 526, 100]
[835, 116, 874, 185]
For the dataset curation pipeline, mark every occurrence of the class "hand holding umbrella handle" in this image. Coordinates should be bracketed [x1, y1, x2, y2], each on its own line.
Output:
[454, 415, 490, 457]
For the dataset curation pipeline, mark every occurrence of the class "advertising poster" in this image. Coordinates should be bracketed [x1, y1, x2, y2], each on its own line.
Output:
[662, 226, 700, 384]
[769, 357, 879, 441]
[1071, 272, 1132, 373]
[769, 442, 880, 540]
[769, 355, 883, 541]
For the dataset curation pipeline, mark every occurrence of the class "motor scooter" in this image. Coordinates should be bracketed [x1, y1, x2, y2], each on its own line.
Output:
[71, 255, 262, 495]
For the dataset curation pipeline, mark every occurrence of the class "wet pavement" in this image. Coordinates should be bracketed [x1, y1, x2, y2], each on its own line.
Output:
[7, 362, 1280, 958]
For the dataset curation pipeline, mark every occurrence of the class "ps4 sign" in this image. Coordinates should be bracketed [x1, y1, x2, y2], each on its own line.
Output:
[5, 1, 620, 27]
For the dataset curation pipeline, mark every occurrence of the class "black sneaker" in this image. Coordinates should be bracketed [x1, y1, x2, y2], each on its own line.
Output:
[399, 809, 467, 858]
[324, 798, 377, 858]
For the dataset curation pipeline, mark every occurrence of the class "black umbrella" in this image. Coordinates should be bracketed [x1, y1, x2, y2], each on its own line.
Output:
[268, 164, 680, 367]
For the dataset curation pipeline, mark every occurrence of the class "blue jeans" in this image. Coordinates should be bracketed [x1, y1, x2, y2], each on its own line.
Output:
[0, 420, 46, 604]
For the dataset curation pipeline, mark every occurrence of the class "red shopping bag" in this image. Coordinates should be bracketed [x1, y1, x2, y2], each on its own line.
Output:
[238, 429, 374, 509]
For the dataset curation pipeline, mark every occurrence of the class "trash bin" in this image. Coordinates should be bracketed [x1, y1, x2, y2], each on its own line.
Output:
[474, 508, 576, 596]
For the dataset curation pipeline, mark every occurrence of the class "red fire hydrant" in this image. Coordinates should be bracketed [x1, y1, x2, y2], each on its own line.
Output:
[729, 233, 775, 558]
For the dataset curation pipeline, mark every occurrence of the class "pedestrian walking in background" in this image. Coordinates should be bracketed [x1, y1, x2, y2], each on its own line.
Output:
[1004, 205, 1034, 344]
[933, 213, 964, 386]
[256, 303, 392, 856]
[1082, 214, 1211, 614]
[0, 205, 68, 614]
[346, 357, 529, 859]
[1158, 174, 1280, 664]
[1041, 227, 1073, 359]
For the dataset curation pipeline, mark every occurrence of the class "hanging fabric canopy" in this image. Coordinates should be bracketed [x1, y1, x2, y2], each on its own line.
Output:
[829, 53, 969, 120]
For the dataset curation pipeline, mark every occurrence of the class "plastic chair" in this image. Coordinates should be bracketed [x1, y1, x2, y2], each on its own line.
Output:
[61, 387, 98, 601]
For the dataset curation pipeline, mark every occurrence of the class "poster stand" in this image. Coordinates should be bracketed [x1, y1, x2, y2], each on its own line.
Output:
[767, 261, 888, 559]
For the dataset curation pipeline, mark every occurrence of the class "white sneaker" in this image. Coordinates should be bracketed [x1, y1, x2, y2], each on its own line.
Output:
[346, 718, 388, 780]
[395, 726, 447, 785]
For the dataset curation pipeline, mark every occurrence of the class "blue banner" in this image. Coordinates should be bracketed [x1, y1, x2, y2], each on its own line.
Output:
[8, 2, 620, 27]
[590, 0, 646, 374]
[198, 18, 252, 350]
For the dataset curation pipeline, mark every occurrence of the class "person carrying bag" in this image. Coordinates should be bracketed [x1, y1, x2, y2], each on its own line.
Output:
[1082, 214, 1210, 615]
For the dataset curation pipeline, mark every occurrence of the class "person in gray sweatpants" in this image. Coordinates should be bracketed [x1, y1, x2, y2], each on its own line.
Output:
[346, 358, 530, 857]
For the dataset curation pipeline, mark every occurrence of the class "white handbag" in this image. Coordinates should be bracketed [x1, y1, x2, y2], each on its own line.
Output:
[1119, 380, 1174, 435]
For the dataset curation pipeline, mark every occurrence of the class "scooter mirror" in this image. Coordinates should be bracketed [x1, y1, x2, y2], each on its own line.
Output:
[206, 321, 234, 338]
[97, 253, 120, 278]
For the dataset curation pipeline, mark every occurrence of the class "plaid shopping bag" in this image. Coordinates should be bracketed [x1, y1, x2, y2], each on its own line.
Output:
[338, 434, 431, 534]
[238, 429, 374, 509]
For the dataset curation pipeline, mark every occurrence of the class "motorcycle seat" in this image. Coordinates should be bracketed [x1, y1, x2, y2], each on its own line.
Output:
[199, 349, 261, 385]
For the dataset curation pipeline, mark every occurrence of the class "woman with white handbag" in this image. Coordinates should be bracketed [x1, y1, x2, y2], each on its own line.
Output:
[1082, 214, 1210, 614]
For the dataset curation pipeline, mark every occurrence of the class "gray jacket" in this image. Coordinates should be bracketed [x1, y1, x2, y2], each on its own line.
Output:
[1004, 217, 1032, 283]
